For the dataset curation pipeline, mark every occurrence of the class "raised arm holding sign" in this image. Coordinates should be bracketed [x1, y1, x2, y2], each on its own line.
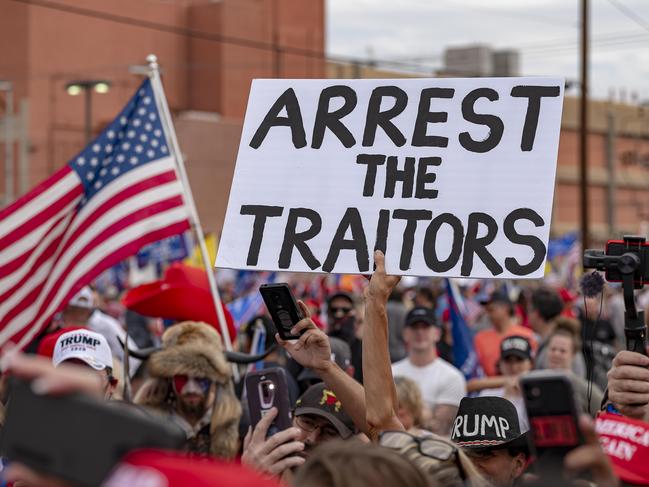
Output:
[216, 77, 564, 279]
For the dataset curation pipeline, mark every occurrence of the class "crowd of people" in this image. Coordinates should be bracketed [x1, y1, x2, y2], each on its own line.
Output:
[1, 251, 649, 486]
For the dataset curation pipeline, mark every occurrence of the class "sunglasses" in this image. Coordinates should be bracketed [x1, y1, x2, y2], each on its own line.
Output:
[329, 306, 353, 315]
[172, 375, 212, 395]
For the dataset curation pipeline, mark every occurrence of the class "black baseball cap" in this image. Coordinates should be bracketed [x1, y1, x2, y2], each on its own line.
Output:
[294, 383, 355, 439]
[500, 335, 533, 361]
[479, 289, 512, 306]
[404, 306, 438, 328]
[327, 292, 354, 308]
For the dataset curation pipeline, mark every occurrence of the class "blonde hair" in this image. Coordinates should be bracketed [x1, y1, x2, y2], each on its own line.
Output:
[294, 439, 430, 487]
[395, 376, 425, 427]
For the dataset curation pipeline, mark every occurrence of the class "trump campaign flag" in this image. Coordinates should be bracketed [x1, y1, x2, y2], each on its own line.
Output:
[0, 77, 191, 349]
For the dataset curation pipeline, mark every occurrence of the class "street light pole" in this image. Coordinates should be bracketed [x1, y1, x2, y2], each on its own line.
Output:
[0, 81, 14, 205]
[84, 86, 92, 144]
[65, 80, 111, 145]
[580, 0, 590, 252]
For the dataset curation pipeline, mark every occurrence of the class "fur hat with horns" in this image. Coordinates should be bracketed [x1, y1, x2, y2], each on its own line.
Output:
[134, 321, 241, 460]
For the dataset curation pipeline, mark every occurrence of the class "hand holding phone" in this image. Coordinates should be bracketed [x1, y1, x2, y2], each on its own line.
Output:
[241, 407, 306, 476]
[260, 283, 304, 340]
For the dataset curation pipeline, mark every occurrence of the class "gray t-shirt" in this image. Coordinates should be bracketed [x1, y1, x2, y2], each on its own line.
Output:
[386, 300, 407, 363]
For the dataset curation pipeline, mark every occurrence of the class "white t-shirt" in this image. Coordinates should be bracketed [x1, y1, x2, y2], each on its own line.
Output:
[392, 357, 466, 408]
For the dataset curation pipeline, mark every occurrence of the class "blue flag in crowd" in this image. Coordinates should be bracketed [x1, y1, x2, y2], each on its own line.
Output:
[547, 232, 578, 260]
[445, 279, 483, 381]
[136, 233, 191, 268]
[227, 272, 277, 329]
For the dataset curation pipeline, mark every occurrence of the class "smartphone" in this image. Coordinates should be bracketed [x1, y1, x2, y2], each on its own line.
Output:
[245, 367, 292, 437]
[260, 283, 303, 340]
[521, 371, 584, 477]
[0, 379, 185, 487]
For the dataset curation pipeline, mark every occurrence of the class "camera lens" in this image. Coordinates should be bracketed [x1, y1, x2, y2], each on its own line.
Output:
[531, 387, 541, 398]
[260, 380, 275, 406]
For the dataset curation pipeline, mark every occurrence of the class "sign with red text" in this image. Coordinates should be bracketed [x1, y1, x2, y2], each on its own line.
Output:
[216, 77, 564, 278]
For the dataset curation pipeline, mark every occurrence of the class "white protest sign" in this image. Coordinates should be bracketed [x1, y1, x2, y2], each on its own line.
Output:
[216, 77, 564, 278]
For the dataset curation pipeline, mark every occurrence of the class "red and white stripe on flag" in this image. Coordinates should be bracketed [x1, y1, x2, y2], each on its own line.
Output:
[0, 79, 190, 349]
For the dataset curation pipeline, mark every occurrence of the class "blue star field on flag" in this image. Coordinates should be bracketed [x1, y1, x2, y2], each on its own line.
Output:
[70, 79, 170, 203]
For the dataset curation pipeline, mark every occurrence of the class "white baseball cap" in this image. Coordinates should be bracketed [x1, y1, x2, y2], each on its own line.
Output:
[67, 286, 95, 309]
[53, 329, 113, 371]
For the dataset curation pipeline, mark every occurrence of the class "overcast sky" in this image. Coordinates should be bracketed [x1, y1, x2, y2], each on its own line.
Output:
[326, 0, 649, 101]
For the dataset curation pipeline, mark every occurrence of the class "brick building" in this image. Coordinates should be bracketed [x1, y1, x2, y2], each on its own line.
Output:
[0, 0, 325, 230]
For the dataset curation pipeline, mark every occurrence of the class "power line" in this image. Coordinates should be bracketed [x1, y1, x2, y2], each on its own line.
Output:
[525, 33, 649, 58]
[521, 31, 649, 52]
[9, 0, 649, 84]
[8, 0, 437, 73]
[433, 0, 578, 27]
[383, 29, 649, 65]
[606, 0, 649, 33]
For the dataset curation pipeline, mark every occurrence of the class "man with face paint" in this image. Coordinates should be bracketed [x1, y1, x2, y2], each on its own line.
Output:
[326, 292, 363, 383]
[135, 322, 241, 459]
[170, 373, 216, 446]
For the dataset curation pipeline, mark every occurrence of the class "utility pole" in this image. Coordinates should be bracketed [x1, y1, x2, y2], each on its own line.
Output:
[580, 0, 590, 252]
[606, 110, 616, 236]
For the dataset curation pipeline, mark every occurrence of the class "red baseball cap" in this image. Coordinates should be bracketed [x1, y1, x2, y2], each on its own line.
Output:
[104, 450, 281, 487]
[596, 412, 649, 485]
[36, 326, 85, 359]
[122, 263, 236, 341]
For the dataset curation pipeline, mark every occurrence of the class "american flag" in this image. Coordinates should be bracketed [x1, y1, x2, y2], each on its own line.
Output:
[0, 79, 191, 348]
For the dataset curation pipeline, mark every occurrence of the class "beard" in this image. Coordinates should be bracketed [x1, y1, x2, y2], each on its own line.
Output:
[178, 393, 208, 418]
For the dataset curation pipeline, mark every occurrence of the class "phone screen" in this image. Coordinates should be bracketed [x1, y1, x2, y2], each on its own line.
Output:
[259, 283, 303, 340]
[530, 415, 579, 448]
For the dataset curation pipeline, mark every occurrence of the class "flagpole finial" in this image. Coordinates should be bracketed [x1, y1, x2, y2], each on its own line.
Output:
[146, 54, 159, 70]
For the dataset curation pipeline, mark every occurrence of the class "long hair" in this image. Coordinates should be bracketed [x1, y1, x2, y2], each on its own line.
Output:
[134, 321, 241, 459]
[394, 376, 425, 427]
[294, 439, 430, 487]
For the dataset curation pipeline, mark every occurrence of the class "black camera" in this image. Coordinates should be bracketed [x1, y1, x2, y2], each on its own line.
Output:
[584, 236, 649, 288]
[583, 235, 649, 355]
